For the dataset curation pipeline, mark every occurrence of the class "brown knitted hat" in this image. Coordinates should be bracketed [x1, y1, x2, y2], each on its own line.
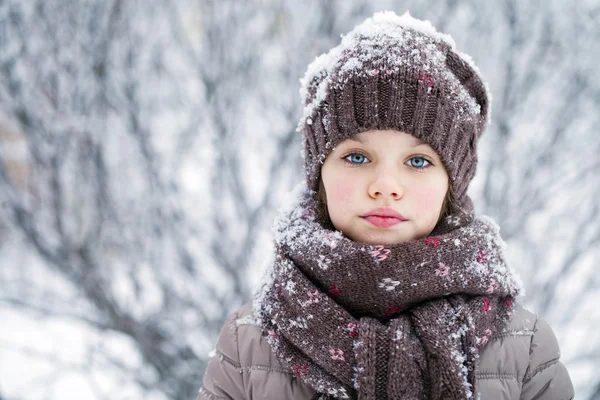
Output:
[298, 11, 491, 207]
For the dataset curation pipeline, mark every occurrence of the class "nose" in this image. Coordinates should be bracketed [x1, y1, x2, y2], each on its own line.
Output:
[367, 171, 403, 200]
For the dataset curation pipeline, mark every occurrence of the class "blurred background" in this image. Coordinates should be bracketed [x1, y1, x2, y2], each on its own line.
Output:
[0, 0, 599, 399]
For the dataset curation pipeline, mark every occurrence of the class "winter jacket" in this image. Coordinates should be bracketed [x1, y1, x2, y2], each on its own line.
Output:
[198, 301, 574, 400]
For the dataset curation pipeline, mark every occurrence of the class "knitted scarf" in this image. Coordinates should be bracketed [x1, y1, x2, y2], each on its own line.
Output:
[253, 185, 522, 400]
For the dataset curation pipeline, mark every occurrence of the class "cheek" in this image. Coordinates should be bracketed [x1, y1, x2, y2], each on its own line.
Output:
[330, 181, 355, 207]
[412, 184, 446, 213]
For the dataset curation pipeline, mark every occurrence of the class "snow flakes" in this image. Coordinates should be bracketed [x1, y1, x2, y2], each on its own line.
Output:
[317, 255, 331, 270]
[284, 280, 297, 294]
[499, 328, 534, 337]
[323, 231, 342, 248]
[450, 348, 474, 399]
[298, 10, 486, 132]
[449, 321, 469, 341]
[322, 113, 331, 134]
[393, 328, 405, 341]
[272, 182, 342, 252]
[235, 314, 257, 326]
[302, 208, 316, 221]
[456, 216, 524, 298]
[379, 277, 401, 291]
[370, 11, 456, 48]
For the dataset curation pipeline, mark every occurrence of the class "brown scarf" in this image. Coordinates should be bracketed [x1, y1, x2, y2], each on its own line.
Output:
[253, 185, 522, 400]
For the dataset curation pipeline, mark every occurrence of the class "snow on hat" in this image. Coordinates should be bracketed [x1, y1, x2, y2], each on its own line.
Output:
[298, 10, 491, 206]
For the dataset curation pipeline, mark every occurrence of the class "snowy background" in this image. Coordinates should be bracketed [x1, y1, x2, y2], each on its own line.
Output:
[0, 1, 599, 399]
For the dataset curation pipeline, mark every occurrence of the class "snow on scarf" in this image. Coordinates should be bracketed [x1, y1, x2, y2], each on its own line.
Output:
[253, 184, 522, 399]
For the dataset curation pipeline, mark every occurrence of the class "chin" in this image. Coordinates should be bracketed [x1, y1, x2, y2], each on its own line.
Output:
[354, 230, 413, 245]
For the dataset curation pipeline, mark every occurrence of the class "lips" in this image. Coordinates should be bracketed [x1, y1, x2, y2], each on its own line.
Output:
[361, 208, 407, 228]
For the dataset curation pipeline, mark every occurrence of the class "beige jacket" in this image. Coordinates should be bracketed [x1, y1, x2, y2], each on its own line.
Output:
[198, 301, 574, 399]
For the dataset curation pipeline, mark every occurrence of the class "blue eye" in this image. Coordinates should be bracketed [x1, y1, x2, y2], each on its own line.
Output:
[406, 156, 431, 169]
[343, 152, 370, 165]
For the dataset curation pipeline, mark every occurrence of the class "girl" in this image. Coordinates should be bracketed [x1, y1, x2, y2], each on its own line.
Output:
[198, 11, 574, 400]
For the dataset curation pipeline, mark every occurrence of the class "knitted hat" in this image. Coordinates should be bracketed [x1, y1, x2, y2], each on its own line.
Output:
[298, 11, 490, 206]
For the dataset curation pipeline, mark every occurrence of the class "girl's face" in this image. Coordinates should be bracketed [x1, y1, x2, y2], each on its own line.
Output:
[320, 129, 449, 245]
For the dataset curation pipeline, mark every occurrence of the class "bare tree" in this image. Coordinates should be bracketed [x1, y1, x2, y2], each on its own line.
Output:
[0, 0, 354, 398]
[1, 1, 209, 398]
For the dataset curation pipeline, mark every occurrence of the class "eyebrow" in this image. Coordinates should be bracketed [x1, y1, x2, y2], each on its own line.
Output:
[409, 137, 425, 147]
[348, 135, 425, 147]
[348, 137, 365, 144]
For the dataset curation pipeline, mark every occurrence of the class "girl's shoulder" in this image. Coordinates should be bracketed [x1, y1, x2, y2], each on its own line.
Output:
[217, 300, 313, 375]
[499, 301, 538, 337]
[493, 301, 560, 360]
[215, 300, 281, 369]
[480, 302, 555, 373]
[200, 301, 315, 400]
[478, 302, 573, 399]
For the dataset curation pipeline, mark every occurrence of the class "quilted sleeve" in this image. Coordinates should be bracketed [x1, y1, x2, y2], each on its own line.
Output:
[520, 316, 574, 400]
[198, 310, 246, 400]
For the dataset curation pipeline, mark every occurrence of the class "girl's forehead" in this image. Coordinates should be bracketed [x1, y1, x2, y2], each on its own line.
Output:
[346, 130, 425, 147]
